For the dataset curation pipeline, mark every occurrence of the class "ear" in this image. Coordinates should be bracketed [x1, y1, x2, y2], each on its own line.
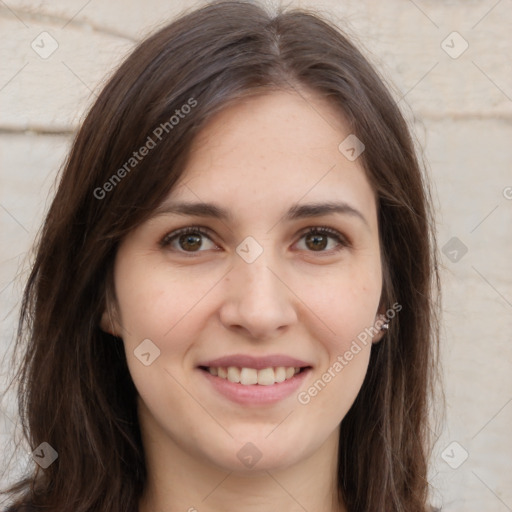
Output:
[99, 308, 121, 337]
[371, 312, 389, 344]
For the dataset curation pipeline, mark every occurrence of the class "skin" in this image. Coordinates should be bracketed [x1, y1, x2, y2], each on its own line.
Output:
[102, 89, 386, 512]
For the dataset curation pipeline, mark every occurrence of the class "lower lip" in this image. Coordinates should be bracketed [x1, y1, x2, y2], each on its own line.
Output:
[199, 368, 311, 405]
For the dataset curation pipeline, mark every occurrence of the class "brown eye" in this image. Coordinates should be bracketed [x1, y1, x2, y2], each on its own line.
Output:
[160, 227, 217, 253]
[304, 232, 328, 251]
[296, 227, 349, 253]
[179, 233, 203, 251]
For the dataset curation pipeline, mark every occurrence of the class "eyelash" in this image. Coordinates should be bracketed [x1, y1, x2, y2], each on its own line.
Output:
[159, 225, 350, 255]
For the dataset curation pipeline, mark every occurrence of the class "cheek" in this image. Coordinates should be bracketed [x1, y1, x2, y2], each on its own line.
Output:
[116, 278, 171, 342]
[301, 260, 382, 343]
[113, 252, 210, 344]
[112, 254, 223, 395]
[114, 262, 203, 415]
[295, 259, 380, 408]
[296, 271, 378, 419]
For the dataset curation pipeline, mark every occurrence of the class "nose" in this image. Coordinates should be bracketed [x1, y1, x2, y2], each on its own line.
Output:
[218, 251, 298, 340]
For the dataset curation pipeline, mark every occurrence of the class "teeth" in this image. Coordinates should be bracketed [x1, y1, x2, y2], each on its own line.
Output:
[227, 366, 240, 383]
[240, 367, 258, 385]
[257, 368, 275, 386]
[207, 366, 303, 385]
[274, 366, 286, 383]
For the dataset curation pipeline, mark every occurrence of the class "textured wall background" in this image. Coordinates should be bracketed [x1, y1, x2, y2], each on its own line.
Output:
[1, 0, 511, 510]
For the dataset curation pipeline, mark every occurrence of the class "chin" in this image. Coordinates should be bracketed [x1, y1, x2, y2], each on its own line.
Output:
[202, 431, 309, 473]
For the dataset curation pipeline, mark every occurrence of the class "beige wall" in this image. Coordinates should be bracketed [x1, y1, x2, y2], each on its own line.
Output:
[1, 1, 511, 510]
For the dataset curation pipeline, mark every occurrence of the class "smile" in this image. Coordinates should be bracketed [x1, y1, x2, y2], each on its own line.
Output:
[200, 366, 305, 385]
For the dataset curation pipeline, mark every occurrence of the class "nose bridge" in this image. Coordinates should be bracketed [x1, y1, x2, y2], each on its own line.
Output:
[239, 253, 277, 300]
[220, 243, 297, 337]
[235, 243, 281, 305]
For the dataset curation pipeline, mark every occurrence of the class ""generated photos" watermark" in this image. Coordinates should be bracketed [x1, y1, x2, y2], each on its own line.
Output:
[93, 97, 197, 200]
[297, 302, 402, 405]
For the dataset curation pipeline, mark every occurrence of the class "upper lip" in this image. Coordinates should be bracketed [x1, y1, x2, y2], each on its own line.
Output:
[198, 354, 312, 370]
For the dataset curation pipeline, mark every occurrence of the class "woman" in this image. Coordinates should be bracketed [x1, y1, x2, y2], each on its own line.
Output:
[1, 1, 441, 510]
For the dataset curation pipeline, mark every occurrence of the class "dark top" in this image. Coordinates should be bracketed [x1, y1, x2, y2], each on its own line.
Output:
[6, 503, 442, 511]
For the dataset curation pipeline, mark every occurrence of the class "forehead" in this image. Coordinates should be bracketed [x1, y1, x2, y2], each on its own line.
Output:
[167, 90, 377, 227]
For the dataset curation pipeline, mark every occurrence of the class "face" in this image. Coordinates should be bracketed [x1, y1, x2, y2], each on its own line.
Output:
[104, 90, 384, 473]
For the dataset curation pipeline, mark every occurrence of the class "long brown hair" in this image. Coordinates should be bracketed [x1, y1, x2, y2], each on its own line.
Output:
[1, 1, 441, 510]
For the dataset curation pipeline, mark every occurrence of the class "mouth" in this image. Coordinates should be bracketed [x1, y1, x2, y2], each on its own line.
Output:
[196, 354, 313, 405]
[198, 365, 310, 386]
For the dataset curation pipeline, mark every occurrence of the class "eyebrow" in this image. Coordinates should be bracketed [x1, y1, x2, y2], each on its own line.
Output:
[153, 200, 369, 228]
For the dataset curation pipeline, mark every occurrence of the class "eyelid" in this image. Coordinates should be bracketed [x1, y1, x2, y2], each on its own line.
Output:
[294, 225, 351, 251]
[159, 224, 350, 253]
[296, 225, 349, 242]
[159, 226, 218, 250]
